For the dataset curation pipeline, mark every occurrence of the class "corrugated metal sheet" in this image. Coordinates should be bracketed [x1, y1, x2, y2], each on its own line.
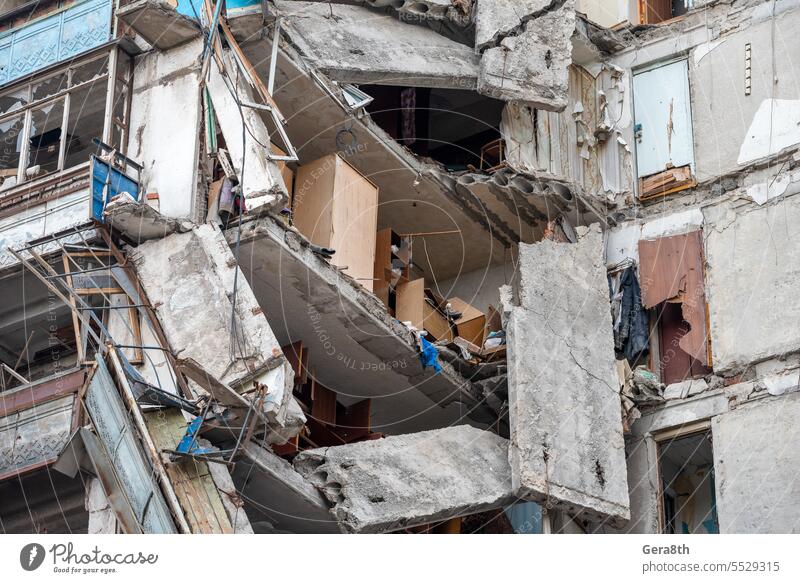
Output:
[638, 230, 708, 364]
[84, 357, 176, 533]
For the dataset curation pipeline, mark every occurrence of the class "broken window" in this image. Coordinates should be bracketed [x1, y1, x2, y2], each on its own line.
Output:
[656, 425, 719, 534]
[638, 230, 712, 386]
[639, 0, 692, 25]
[633, 59, 695, 200]
[362, 85, 505, 171]
[0, 46, 128, 189]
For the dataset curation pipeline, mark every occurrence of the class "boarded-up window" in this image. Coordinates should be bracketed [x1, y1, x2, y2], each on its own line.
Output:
[632, 59, 694, 193]
[638, 230, 710, 383]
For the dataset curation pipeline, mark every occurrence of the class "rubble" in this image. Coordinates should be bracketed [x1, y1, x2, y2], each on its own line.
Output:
[4, 0, 800, 537]
[505, 224, 630, 526]
[477, 1, 575, 110]
[293, 425, 515, 533]
[274, 1, 481, 88]
[132, 225, 304, 439]
[116, 0, 201, 50]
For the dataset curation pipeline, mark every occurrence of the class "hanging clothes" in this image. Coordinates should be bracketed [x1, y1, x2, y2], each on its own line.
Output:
[400, 87, 416, 145]
[608, 265, 649, 363]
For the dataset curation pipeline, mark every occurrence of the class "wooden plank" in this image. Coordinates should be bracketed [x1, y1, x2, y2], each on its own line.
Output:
[448, 297, 486, 346]
[422, 302, 453, 342]
[0, 369, 85, 417]
[175, 358, 251, 409]
[311, 381, 337, 425]
[395, 278, 425, 329]
[293, 153, 337, 246]
[373, 227, 393, 307]
[330, 155, 379, 292]
[145, 407, 233, 534]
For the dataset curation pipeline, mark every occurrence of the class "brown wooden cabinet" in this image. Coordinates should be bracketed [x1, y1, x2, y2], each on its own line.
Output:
[293, 154, 379, 291]
[373, 227, 411, 313]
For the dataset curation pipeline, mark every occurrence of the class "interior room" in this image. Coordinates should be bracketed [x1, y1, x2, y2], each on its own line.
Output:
[657, 430, 719, 534]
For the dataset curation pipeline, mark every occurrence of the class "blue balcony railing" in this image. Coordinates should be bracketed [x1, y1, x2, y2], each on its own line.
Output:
[0, 0, 113, 87]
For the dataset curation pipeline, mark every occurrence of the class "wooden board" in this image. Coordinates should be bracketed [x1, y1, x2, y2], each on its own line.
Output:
[373, 227, 393, 307]
[293, 154, 378, 292]
[330, 155, 378, 292]
[311, 380, 337, 425]
[395, 278, 425, 329]
[448, 297, 486, 346]
[396, 278, 453, 341]
[144, 408, 233, 534]
[423, 302, 453, 343]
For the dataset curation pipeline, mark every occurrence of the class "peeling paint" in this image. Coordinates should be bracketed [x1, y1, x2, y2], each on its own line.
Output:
[738, 99, 800, 165]
[692, 38, 726, 68]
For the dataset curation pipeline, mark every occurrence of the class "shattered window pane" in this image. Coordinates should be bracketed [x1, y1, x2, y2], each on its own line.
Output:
[64, 82, 106, 169]
[0, 86, 29, 117]
[70, 55, 110, 88]
[32, 72, 68, 103]
[0, 114, 25, 179]
[27, 99, 66, 177]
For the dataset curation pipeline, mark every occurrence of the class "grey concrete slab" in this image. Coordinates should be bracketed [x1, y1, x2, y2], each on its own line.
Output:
[293, 425, 515, 532]
[506, 224, 630, 526]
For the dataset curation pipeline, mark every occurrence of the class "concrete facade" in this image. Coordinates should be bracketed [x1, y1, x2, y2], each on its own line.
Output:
[3, 0, 800, 537]
[506, 224, 629, 526]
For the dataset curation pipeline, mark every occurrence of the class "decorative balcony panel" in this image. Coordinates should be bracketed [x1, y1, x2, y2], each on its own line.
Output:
[0, 0, 113, 87]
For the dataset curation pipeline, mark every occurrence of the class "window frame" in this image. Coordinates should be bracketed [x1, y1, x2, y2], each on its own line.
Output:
[0, 44, 130, 186]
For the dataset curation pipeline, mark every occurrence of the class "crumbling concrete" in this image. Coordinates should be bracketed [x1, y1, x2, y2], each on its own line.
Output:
[505, 224, 630, 526]
[85, 478, 116, 534]
[477, 1, 575, 110]
[274, 1, 480, 88]
[132, 224, 303, 437]
[440, 167, 606, 245]
[127, 38, 203, 220]
[293, 425, 515, 533]
[104, 199, 193, 244]
[713, 392, 800, 534]
[370, 0, 470, 21]
[206, 54, 287, 212]
[475, 0, 552, 50]
[228, 215, 497, 432]
[116, 0, 201, 51]
[235, 442, 341, 534]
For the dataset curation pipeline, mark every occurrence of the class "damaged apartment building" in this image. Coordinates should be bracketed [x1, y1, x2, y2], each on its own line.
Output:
[1, 0, 799, 535]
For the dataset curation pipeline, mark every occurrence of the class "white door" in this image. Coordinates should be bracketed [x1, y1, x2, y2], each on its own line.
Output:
[633, 59, 694, 178]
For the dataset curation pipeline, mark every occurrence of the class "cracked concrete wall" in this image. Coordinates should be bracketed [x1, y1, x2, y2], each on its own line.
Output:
[506, 224, 629, 526]
[127, 38, 203, 220]
[293, 425, 514, 533]
[132, 224, 302, 434]
[713, 392, 800, 534]
[688, 3, 800, 182]
[703, 192, 800, 373]
[476, 0, 574, 110]
[206, 52, 287, 212]
[274, 1, 480, 88]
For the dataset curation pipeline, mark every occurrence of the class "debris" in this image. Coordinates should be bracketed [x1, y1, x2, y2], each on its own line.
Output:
[293, 425, 515, 533]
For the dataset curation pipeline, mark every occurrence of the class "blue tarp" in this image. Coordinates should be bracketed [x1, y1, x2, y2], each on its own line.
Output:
[418, 336, 442, 373]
